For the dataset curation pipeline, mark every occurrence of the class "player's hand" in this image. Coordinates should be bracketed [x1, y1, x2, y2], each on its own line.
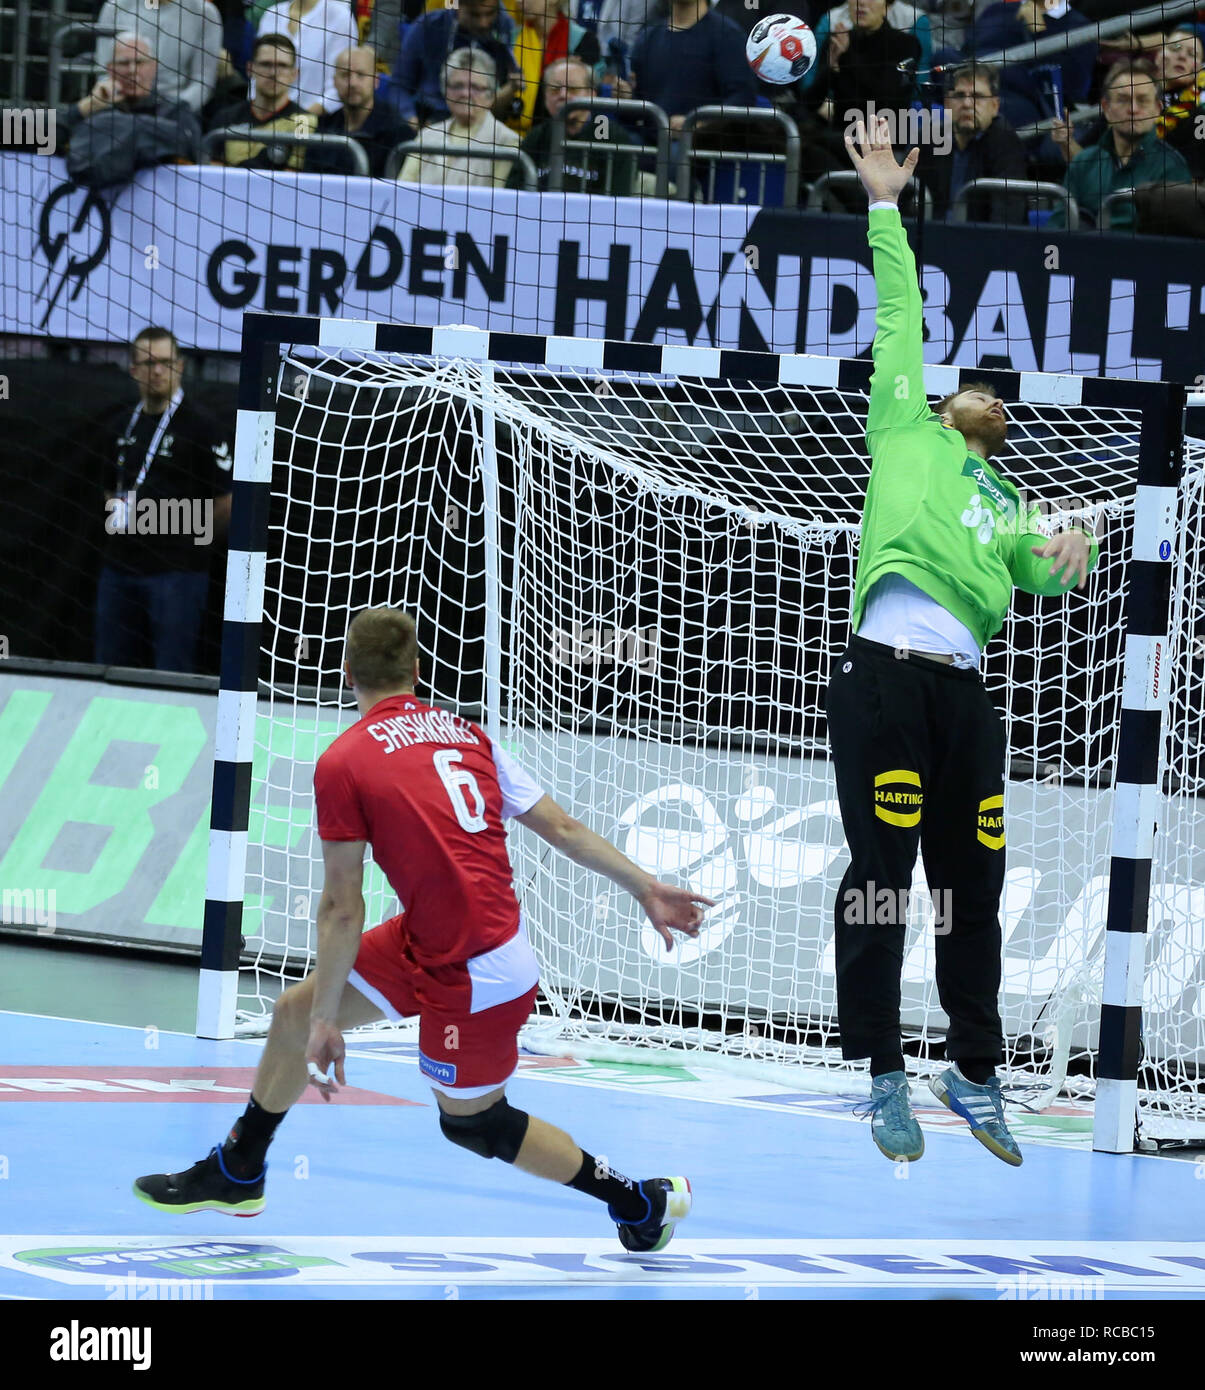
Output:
[844, 113, 919, 204]
[639, 880, 716, 954]
[1032, 530, 1091, 589]
[304, 1020, 346, 1101]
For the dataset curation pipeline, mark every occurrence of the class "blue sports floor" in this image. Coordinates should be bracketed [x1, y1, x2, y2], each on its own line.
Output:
[2, 1009, 1203, 1302]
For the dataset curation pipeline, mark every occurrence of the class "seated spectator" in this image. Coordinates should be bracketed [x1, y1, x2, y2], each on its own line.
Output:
[1154, 25, 1205, 179]
[804, 0, 931, 98]
[513, 0, 602, 134]
[208, 33, 318, 167]
[1051, 60, 1192, 230]
[1050, 26, 1205, 175]
[54, 33, 201, 189]
[508, 55, 637, 191]
[966, 0, 1096, 133]
[629, 0, 758, 132]
[95, 0, 222, 114]
[918, 61, 1028, 222]
[389, 0, 520, 127]
[397, 47, 521, 185]
[255, 0, 360, 114]
[799, 0, 921, 127]
[306, 44, 416, 172]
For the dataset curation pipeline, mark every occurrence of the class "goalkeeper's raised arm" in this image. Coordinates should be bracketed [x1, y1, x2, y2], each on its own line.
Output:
[844, 115, 926, 438]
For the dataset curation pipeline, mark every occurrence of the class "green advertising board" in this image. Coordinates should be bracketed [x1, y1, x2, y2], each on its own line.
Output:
[0, 672, 388, 952]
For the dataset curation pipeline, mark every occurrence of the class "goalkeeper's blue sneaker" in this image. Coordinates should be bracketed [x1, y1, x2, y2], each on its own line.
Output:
[929, 1065, 1023, 1167]
[609, 1177, 691, 1253]
[133, 1146, 266, 1217]
[853, 1071, 924, 1161]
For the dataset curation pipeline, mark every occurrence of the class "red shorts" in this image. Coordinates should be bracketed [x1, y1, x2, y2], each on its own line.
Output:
[348, 914, 540, 1098]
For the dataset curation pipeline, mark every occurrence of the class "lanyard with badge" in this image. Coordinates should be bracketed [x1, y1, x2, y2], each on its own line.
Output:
[111, 387, 183, 533]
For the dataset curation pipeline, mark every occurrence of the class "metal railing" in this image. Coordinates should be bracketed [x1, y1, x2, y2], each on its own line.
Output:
[971, 0, 1202, 67]
[1101, 189, 1137, 231]
[202, 127, 372, 176]
[548, 98, 670, 198]
[807, 171, 932, 218]
[675, 106, 801, 206]
[48, 20, 115, 108]
[385, 138, 537, 189]
[951, 177, 1078, 227]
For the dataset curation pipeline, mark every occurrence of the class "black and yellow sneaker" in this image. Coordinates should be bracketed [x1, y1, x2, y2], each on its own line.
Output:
[133, 1147, 266, 1217]
[609, 1177, 691, 1253]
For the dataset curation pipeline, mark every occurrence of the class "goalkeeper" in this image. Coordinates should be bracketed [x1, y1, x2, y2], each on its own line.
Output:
[827, 116, 1097, 1167]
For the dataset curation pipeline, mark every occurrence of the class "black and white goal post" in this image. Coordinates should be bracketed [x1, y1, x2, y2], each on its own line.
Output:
[1093, 379, 1185, 1154]
[196, 311, 1193, 1157]
[196, 311, 281, 1039]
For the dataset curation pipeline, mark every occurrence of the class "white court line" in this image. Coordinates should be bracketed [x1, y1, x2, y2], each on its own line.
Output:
[4, 1010, 1185, 1161]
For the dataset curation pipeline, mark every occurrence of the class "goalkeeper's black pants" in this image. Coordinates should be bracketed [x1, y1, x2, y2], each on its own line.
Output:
[825, 635, 1007, 1066]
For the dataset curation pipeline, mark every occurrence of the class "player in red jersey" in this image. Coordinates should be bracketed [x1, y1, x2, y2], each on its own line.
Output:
[135, 608, 713, 1251]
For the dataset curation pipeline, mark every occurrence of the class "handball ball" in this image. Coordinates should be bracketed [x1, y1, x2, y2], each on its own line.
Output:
[746, 14, 818, 84]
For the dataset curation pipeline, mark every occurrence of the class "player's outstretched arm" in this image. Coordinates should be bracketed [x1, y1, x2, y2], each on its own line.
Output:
[517, 795, 716, 953]
[847, 115, 931, 438]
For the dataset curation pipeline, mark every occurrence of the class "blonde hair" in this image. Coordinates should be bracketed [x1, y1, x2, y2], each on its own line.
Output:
[345, 608, 418, 692]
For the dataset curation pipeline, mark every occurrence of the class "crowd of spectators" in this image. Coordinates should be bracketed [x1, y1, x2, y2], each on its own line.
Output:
[21, 3, 1205, 676]
[27, 0, 1205, 233]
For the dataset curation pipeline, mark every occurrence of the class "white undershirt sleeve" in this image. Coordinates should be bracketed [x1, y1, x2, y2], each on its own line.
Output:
[493, 744, 546, 819]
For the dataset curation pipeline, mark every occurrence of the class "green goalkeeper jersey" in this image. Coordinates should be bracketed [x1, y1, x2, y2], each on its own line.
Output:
[852, 205, 1099, 650]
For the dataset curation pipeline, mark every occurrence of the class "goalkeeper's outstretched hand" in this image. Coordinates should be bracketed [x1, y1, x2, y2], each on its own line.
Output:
[844, 113, 919, 204]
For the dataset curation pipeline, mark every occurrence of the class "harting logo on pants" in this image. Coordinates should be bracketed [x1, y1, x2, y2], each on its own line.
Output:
[977, 795, 1005, 849]
[874, 771, 923, 827]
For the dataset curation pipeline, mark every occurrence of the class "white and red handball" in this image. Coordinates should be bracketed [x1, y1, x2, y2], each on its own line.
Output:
[746, 14, 818, 84]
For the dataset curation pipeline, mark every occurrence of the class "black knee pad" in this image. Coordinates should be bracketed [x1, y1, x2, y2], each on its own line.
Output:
[439, 1097, 530, 1162]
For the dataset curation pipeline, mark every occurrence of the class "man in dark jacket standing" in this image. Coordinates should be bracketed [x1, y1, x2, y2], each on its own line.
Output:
[919, 63, 1028, 222]
[94, 327, 233, 674]
[55, 33, 200, 188]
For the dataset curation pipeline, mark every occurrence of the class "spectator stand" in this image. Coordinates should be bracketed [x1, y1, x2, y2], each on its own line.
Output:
[1101, 187, 1137, 230]
[674, 105, 801, 207]
[808, 171, 933, 218]
[546, 97, 671, 196]
[950, 176, 1079, 227]
[201, 125, 373, 175]
[971, 0, 1203, 72]
[48, 22, 118, 107]
[383, 140, 539, 188]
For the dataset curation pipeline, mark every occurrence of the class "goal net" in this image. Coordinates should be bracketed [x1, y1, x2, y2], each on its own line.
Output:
[219, 322, 1203, 1143]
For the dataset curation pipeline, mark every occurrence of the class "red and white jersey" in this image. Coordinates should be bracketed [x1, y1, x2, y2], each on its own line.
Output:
[313, 695, 545, 967]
